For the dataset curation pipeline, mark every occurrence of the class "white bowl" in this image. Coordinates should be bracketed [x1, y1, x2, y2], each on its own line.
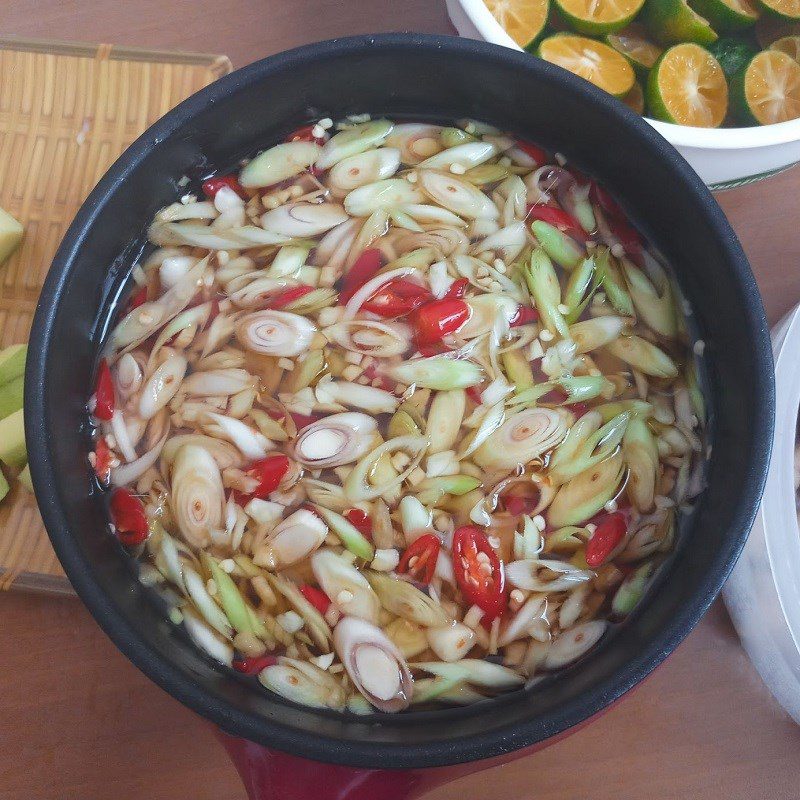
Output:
[446, 0, 800, 188]
[723, 303, 800, 725]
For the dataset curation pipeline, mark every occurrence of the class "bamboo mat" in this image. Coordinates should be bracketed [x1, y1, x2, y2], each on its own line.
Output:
[0, 37, 232, 594]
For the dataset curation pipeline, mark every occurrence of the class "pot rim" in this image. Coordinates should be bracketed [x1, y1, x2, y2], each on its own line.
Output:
[25, 32, 774, 769]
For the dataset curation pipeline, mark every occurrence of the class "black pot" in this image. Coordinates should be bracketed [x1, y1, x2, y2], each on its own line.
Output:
[27, 33, 773, 775]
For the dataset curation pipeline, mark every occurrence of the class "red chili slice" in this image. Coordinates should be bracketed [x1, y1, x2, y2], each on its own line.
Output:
[232, 654, 278, 675]
[92, 359, 115, 421]
[411, 298, 471, 344]
[398, 533, 441, 585]
[566, 401, 591, 418]
[607, 215, 642, 254]
[109, 488, 149, 547]
[285, 124, 326, 144]
[510, 304, 540, 327]
[299, 585, 331, 615]
[452, 526, 507, 622]
[339, 249, 383, 304]
[269, 284, 315, 309]
[515, 139, 549, 165]
[526, 204, 590, 242]
[345, 508, 373, 539]
[442, 277, 469, 300]
[201, 174, 247, 200]
[92, 438, 112, 485]
[362, 279, 430, 317]
[500, 483, 541, 517]
[466, 385, 484, 405]
[244, 454, 291, 501]
[585, 512, 627, 568]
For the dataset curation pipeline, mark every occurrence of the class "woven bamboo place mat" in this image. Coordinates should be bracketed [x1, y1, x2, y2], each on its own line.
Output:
[0, 37, 232, 594]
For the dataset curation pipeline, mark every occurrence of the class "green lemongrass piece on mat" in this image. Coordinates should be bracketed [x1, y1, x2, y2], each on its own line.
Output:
[0, 408, 26, 468]
[525, 248, 569, 337]
[312, 505, 375, 561]
[622, 417, 659, 511]
[0, 344, 26, 386]
[612, 561, 654, 615]
[387, 356, 484, 390]
[530, 220, 584, 270]
[606, 335, 679, 378]
[547, 451, 625, 527]
[596, 247, 635, 316]
[0, 374, 23, 420]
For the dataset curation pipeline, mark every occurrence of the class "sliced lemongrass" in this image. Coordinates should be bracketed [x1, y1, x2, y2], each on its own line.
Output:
[506, 558, 593, 592]
[623, 417, 658, 512]
[397, 204, 468, 228]
[170, 444, 225, 548]
[498, 595, 548, 647]
[385, 618, 428, 660]
[473, 221, 527, 263]
[316, 119, 394, 170]
[594, 399, 653, 423]
[138, 354, 187, 419]
[202, 553, 262, 637]
[182, 609, 233, 665]
[418, 141, 499, 171]
[345, 435, 428, 502]
[426, 389, 466, 453]
[563, 256, 598, 323]
[315, 380, 400, 414]
[236, 309, 317, 358]
[260, 202, 349, 238]
[159, 254, 199, 289]
[343, 178, 425, 216]
[259, 657, 346, 710]
[513, 516, 544, 561]
[293, 412, 377, 469]
[334, 616, 413, 712]
[399, 495, 432, 538]
[458, 401, 505, 459]
[417, 170, 499, 220]
[474, 407, 569, 471]
[621, 257, 677, 339]
[542, 620, 607, 670]
[254, 509, 328, 570]
[411, 659, 524, 690]
[525, 248, 569, 338]
[346, 209, 390, 267]
[312, 505, 375, 561]
[302, 478, 351, 513]
[325, 318, 412, 358]
[111, 432, 168, 487]
[314, 217, 361, 272]
[311, 549, 380, 623]
[605, 335, 678, 379]
[161, 434, 244, 470]
[366, 572, 448, 627]
[457, 294, 520, 339]
[204, 413, 270, 460]
[243, 498, 283, 527]
[112, 257, 208, 350]
[182, 368, 256, 397]
[612, 561, 654, 616]
[596, 247, 634, 316]
[267, 244, 311, 279]
[264, 572, 332, 650]
[547, 451, 625, 527]
[328, 148, 401, 195]
[239, 141, 322, 187]
[183, 566, 233, 638]
[414, 475, 482, 506]
[570, 316, 626, 354]
[531, 220, 584, 270]
[427, 622, 476, 662]
[388, 409, 423, 438]
[386, 356, 483, 391]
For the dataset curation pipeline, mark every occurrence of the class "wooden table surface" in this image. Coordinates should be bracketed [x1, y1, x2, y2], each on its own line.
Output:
[3, 2, 800, 798]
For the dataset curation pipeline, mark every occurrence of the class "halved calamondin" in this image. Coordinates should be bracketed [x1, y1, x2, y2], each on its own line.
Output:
[88, 115, 707, 713]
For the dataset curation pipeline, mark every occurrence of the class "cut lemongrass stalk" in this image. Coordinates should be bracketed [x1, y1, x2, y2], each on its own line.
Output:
[313, 505, 375, 561]
[525, 248, 569, 338]
[387, 357, 484, 391]
[605, 335, 678, 379]
[412, 659, 524, 690]
[530, 221, 584, 270]
[596, 247, 634, 316]
[623, 417, 659, 512]
[367, 571, 448, 627]
[426, 389, 466, 452]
